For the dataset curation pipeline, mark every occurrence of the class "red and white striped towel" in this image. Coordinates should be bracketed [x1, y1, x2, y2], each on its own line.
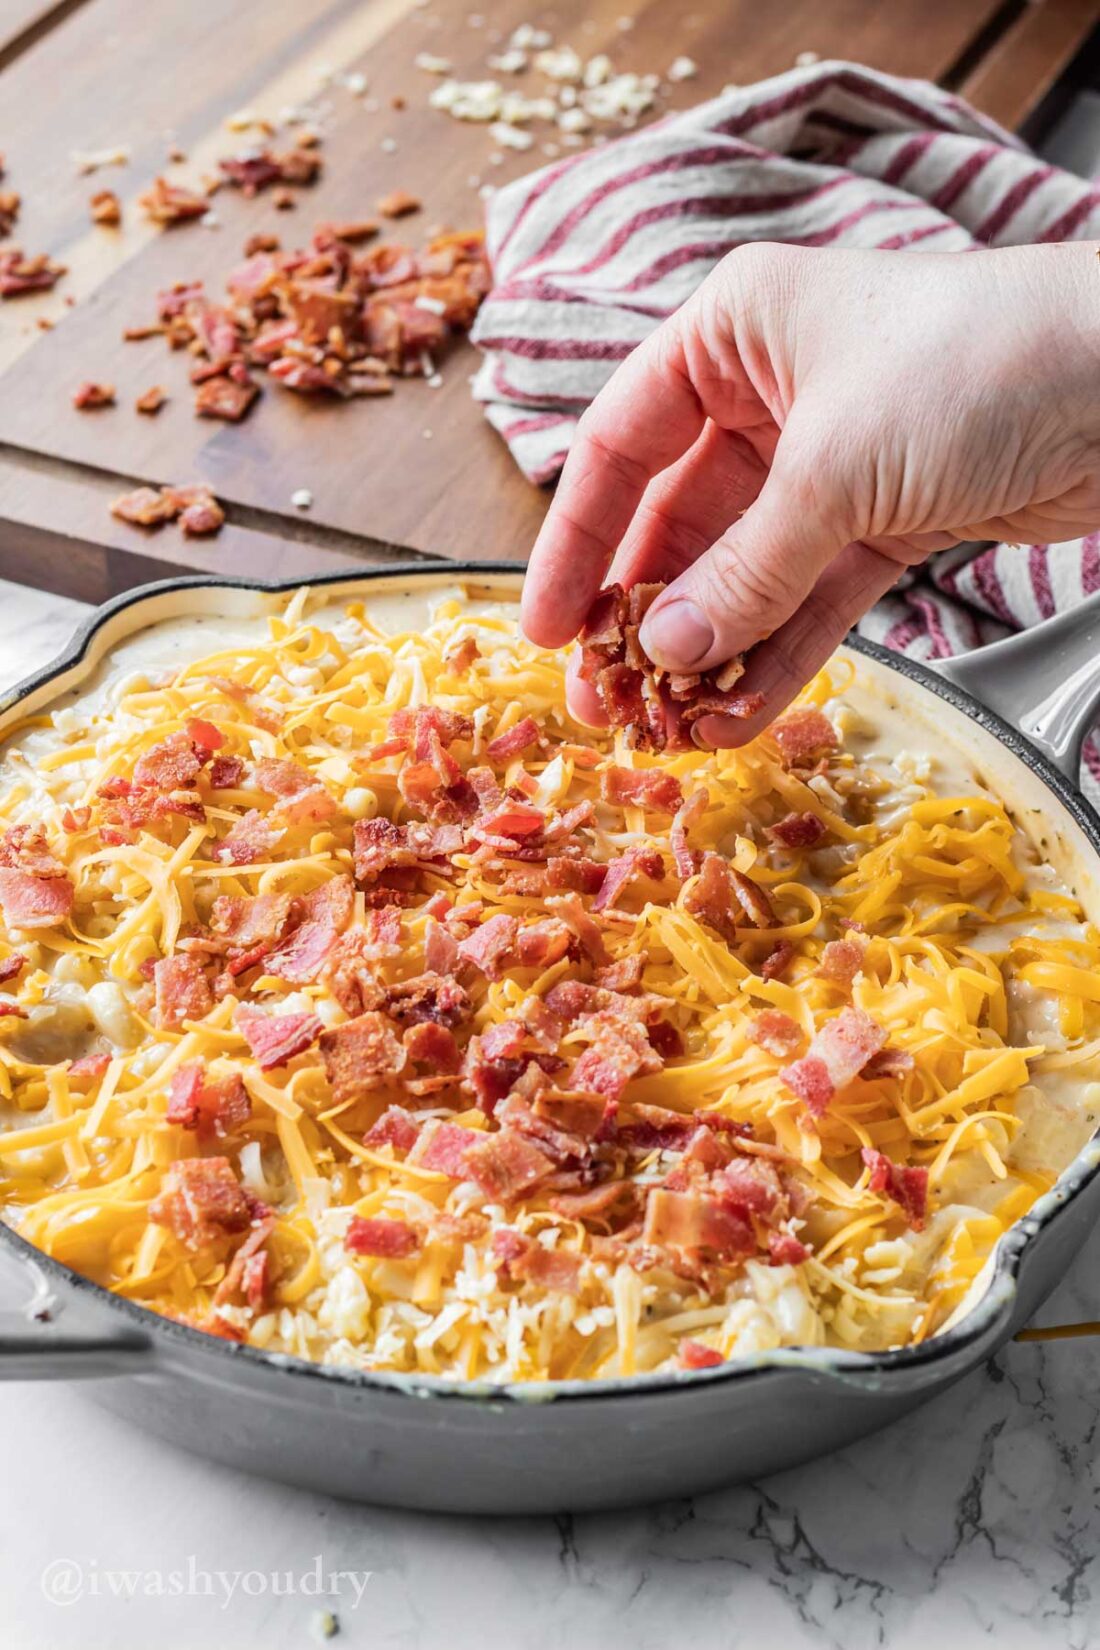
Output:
[471, 60, 1100, 789]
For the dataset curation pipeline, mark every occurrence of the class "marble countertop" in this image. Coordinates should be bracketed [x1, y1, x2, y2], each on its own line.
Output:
[1, 579, 1099, 1650]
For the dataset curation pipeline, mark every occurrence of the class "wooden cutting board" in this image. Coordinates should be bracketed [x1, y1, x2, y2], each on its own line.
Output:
[0, 0, 1097, 600]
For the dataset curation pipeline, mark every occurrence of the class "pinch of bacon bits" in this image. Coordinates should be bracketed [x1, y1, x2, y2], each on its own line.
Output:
[578, 582, 764, 752]
[135, 384, 167, 415]
[377, 189, 421, 219]
[0, 249, 66, 297]
[243, 232, 282, 256]
[89, 189, 121, 226]
[138, 176, 211, 226]
[72, 381, 116, 410]
[110, 482, 224, 536]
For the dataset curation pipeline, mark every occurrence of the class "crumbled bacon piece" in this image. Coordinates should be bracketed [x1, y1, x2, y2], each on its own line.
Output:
[683, 852, 737, 943]
[135, 384, 167, 415]
[781, 1007, 887, 1116]
[485, 717, 541, 762]
[462, 1130, 554, 1202]
[761, 939, 795, 981]
[492, 1229, 582, 1293]
[264, 918, 338, 984]
[238, 1008, 321, 1069]
[747, 1009, 803, 1059]
[315, 218, 379, 245]
[594, 953, 644, 992]
[407, 1120, 479, 1177]
[457, 913, 519, 980]
[134, 729, 203, 791]
[110, 485, 179, 527]
[444, 637, 480, 672]
[714, 1157, 784, 1218]
[209, 890, 292, 949]
[194, 373, 258, 422]
[547, 891, 608, 966]
[167, 1062, 251, 1137]
[320, 1011, 405, 1102]
[862, 1047, 915, 1080]
[213, 809, 281, 865]
[139, 176, 209, 225]
[154, 954, 213, 1029]
[0, 952, 25, 984]
[767, 1230, 811, 1266]
[403, 1019, 460, 1073]
[768, 811, 827, 848]
[384, 971, 470, 1028]
[208, 753, 244, 788]
[219, 146, 322, 196]
[90, 188, 121, 225]
[0, 191, 20, 238]
[592, 843, 663, 913]
[679, 1337, 724, 1370]
[571, 1017, 661, 1102]
[533, 1088, 607, 1140]
[862, 1148, 928, 1231]
[817, 938, 864, 988]
[377, 189, 421, 219]
[173, 486, 226, 536]
[0, 249, 66, 297]
[364, 1104, 420, 1152]
[771, 708, 839, 767]
[642, 1188, 755, 1258]
[69, 1051, 111, 1080]
[150, 1156, 252, 1248]
[72, 381, 115, 410]
[601, 766, 683, 813]
[346, 1215, 419, 1258]
[323, 930, 384, 1017]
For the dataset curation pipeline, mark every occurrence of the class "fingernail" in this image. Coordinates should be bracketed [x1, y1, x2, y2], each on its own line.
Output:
[640, 599, 714, 669]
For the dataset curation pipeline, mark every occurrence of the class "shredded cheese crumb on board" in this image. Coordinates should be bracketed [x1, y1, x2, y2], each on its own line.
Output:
[0, 582, 1097, 1384]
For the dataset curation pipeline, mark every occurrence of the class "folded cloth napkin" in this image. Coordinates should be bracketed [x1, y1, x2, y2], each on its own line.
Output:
[471, 61, 1100, 790]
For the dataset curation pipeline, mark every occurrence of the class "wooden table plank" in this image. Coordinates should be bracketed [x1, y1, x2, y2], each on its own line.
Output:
[0, 0, 84, 66]
[958, 0, 1100, 133]
[0, 0, 1084, 599]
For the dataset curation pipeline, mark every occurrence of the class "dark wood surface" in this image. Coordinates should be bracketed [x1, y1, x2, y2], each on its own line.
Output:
[1, 0, 1097, 598]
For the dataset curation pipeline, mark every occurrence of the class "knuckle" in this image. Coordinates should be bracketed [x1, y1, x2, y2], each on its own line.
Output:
[694, 549, 800, 635]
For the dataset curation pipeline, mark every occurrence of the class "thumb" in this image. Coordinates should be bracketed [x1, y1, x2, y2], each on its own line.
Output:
[637, 433, 849, 673]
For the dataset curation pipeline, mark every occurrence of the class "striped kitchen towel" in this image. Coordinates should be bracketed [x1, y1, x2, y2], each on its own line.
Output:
[471, 60, 1100, 786]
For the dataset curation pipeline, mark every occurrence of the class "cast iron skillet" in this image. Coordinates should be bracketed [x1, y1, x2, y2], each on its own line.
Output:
[0, 564, 1099, 1515]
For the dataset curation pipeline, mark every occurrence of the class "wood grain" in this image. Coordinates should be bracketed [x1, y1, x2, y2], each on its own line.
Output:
[958, 0, 1100, 132]
[0, 0, 1092, 597]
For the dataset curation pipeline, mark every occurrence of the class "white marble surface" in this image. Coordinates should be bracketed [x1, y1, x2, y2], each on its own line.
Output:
[1, 578, 1099, 1650]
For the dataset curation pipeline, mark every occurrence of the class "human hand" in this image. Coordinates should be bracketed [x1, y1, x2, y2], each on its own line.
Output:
[521, 241, 1100, 744]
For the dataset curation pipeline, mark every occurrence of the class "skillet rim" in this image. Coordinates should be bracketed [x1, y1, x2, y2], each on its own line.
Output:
[2, 560, 1099, 1406]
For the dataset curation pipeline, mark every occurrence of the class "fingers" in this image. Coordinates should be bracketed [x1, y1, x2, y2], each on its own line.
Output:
[563, 422, 769, 728]
[521, 311, 706, 648]
[605, 421, 771, 593]
[637, 420, 850, 674]
[564, 650, 607, 730]
[692, 541, 905, 747]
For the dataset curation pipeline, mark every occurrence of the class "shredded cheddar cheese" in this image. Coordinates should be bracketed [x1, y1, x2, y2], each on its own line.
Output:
[0, 583, 1096, 1384]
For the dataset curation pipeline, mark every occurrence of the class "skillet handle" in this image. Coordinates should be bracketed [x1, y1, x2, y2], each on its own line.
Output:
[934, 589, 1100, 781]
[0, 1256, 152, 1379]
[0, 1316, 152, 1380]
